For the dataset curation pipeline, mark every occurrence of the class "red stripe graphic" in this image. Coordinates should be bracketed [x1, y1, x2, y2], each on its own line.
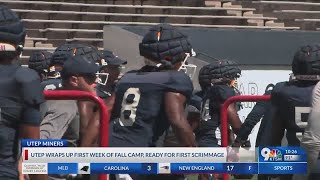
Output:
[24, 149, 28, 160]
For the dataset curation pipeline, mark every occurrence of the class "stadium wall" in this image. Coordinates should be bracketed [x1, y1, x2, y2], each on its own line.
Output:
[103, 25, 320, 89]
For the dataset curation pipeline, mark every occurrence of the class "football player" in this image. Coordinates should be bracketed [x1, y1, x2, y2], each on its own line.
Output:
[42, 43, 102, 90]
[0, 5, 47, 180]
[28, 50, 52, 81]
[118, 23, 196, 180]
[196, 61, 242, 180]
[41, 44, 71, 90]
[109, 23, 196, 148]
[270, 45, 320, 180]
[96, 50, 127, 113]
[161, 59, 199, 147]
[196, 60, 242, 148]
[41, 55, 100, 180]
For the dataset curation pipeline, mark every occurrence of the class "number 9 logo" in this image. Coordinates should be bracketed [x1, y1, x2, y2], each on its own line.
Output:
[260, 148, 270, 161]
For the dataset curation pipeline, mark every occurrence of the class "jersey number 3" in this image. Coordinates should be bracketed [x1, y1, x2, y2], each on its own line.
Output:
[119, 88, 141, 126]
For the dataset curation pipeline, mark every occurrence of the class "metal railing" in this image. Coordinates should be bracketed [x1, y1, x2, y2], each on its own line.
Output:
[44, 90, 110, 180]
[220, 95, 271, 180]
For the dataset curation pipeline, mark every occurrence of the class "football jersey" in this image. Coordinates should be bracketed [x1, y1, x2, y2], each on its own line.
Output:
[271, 81, 317, 146]
[196, 85, 236, 147]
[109, 70, 193, 147]
[41, 78, 62, 90]
[0, 64, 44, 178]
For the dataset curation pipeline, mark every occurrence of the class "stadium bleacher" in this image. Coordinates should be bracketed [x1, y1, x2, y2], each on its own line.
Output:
[0, 0, 318, 62]
[235, 0, 320, 31]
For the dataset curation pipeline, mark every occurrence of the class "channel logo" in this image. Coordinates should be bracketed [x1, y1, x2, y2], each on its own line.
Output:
[261, 148, 282, 161]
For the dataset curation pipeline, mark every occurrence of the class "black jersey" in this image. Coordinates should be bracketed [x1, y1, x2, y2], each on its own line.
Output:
[196, 85, 236, 147]
[271, 81, 316, 146]
[0, 64, 44, 179]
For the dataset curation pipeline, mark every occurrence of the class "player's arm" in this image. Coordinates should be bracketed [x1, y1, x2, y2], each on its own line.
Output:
[214, 85, 242, 135]
[18, 68, 48, 180]
[235, 94, 269, 143]
[227, 102, 242, 135]
[20, 106, 48, 180]
[77, 100, 96, 139]
[165, 92, 197, 147]
[187, 112, 200, 131]
[186, 95, 202, 131]
[80, 111, 100, 147]
[77, 100, 100, 147]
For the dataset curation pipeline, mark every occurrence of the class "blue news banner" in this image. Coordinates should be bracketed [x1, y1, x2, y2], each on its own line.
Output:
[22, 140, 307, 174]
[44, 162, 306, 175]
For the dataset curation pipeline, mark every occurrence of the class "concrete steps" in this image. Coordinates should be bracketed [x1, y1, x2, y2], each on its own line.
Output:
[205, 0, 285, 27]
[205, 1, 221, 7]
[234, 1, 319, 30]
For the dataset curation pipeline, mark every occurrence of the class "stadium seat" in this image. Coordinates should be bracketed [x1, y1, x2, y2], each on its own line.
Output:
[295, 18, 320, 22]
[38, 28, 104, 40]
[2, 0, 255, 15]
[16, 10, 278, 26]
[232, 0, 320, 30]
[66, 38, 104, 42]
[274, 10, 320, 19]
[35, 22, 299, 30]
[253, 1, 320, 6]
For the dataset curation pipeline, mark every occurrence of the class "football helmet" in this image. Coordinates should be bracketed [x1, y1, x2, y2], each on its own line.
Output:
[0, 5, 26, 59]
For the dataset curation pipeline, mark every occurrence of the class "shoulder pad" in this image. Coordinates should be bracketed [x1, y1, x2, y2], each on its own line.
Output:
[265, 83, 275, 92]
[272, 82, 287, 93]
[166, 71, 193, 100]
[15, 67, 45, 105]
[264, 89, 273, 95]
[15, 67, 39, 83]
[209, 85, 236, 102]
